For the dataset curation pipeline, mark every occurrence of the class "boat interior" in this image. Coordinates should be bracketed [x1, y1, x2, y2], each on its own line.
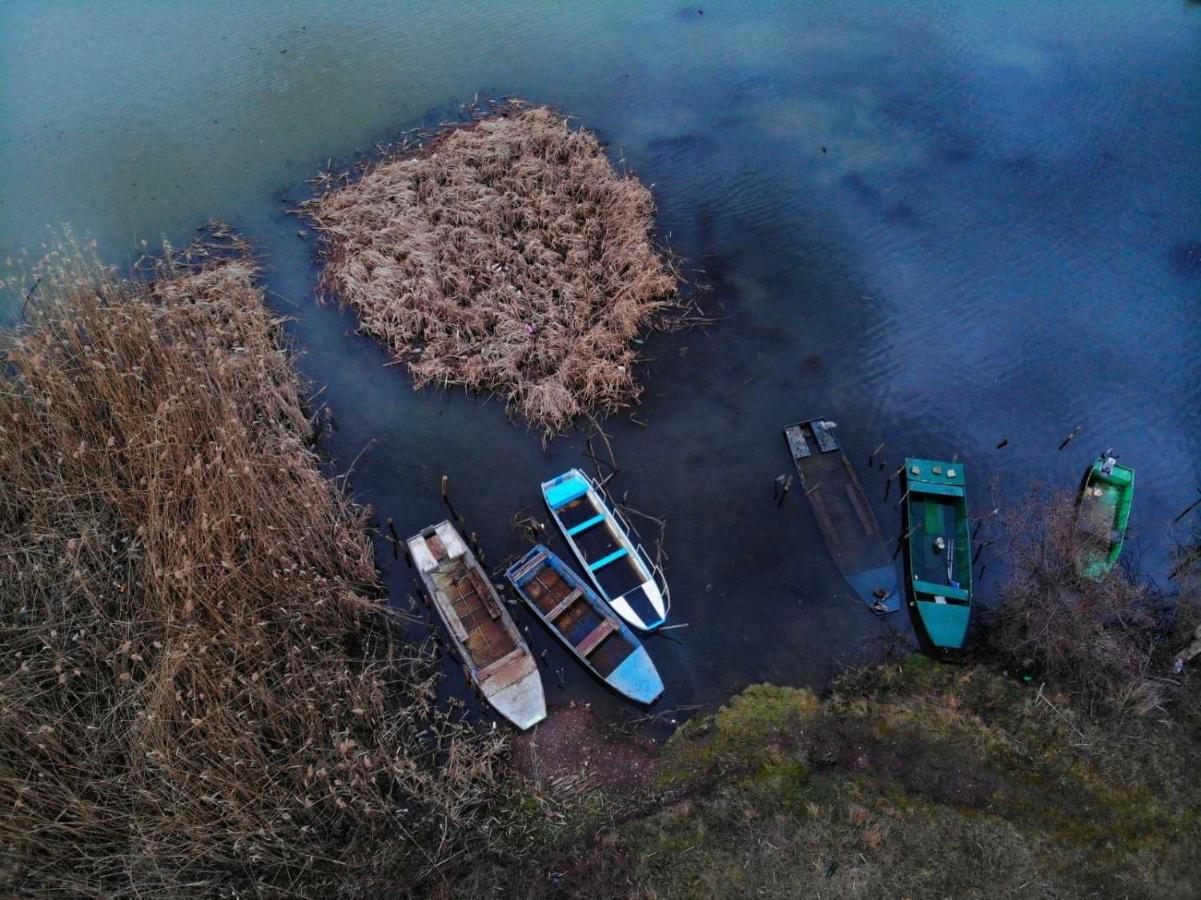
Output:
[520, 558, 632, 677]
[432, 556, 517, 670]
[1078, 478, 1122, 547]
[557, 494, 646, 598]
[908, 494, 971, 604]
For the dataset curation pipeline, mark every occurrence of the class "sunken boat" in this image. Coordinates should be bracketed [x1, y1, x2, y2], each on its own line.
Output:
[408, 521, 546, 729]
[783, 418, 899, 613]
[506, 546, 663, 704]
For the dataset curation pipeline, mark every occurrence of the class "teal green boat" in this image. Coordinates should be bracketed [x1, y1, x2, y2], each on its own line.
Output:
[901, 458, 972, 650]
[1075, 452, 1134, 580]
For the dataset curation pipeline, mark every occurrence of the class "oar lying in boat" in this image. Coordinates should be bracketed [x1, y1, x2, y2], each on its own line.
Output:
[506, 545, 664, 705]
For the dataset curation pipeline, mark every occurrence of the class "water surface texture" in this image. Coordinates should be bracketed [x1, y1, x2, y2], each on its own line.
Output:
[3, 1, 1199, 719]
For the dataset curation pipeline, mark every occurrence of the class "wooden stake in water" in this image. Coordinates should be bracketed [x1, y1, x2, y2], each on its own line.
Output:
[387, 516, 400, 559]
[1058, 425, 1082, 451]
[775, 474, 793, 506]
[1173, 488, 1201, 524]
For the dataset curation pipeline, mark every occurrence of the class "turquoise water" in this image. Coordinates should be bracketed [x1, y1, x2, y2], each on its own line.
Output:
[2, 1, 1199, 717]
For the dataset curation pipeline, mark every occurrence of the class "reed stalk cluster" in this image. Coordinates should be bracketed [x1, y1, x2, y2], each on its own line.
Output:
[0, 233, 524, 896]
[987, 493, 1170, 716]
[304, 104, 681, 436]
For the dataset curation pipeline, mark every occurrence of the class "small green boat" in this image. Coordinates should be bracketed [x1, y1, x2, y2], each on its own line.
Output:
[1075, 452, 1134, 580]
[901, 458, 972, 650]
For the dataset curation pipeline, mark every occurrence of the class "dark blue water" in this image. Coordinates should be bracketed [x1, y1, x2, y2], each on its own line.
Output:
[2, 1, 1199, 722]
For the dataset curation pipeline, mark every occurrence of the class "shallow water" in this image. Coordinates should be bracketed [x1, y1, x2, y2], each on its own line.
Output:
[2, 1, 1199, 721]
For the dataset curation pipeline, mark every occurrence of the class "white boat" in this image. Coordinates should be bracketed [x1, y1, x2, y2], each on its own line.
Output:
[541, 468, 669, 631]
[407, 521, 546, 730]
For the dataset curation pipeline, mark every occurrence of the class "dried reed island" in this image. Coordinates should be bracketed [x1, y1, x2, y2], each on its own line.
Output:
[302, 102, 684, 437]
[0, 233, 538, 896]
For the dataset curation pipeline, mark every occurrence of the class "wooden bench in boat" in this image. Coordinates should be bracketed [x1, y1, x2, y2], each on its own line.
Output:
[509, 549, 548, 582]
[546, 587, 584, 622]
[476, 647, 530, 687]
[576, 618, 619, 657]
[912, 578, 969, 603]
[467, 569, 503, 620]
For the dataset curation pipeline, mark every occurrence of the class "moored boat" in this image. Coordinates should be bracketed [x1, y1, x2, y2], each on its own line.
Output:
[407, 521, 546, 730]
[900, 458, 972, 650]
[783, 418, 899, 613]
[541, 468, 669, 631]
[506, 545, 663, 704]
[1075, 451, 1134, 580]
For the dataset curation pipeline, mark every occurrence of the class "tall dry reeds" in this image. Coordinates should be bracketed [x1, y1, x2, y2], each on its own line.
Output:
[0, 232, 526, 896]
[304, 104, 681, 436]
[986, 491, 1166, 716]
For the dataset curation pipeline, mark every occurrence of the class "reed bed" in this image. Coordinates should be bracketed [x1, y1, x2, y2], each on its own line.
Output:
[986, 492, 1166, 716]
[303, 104, 682, 436]
[0, 232, 527, 896]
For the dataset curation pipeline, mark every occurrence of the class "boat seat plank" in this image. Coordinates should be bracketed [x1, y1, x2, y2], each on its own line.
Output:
[476, 646, 527, 683]
[444, 607, 470, 642]
[567, 513, 606, 537]
[912, 578, 969, 602]
[589, 547, 628, 571]
[576, 618, 619, 657]
[812, 420, 838, 453]
[545, 588, 583, 623]
[784, 424, 811, 460]
[466, 570, 503, 620]
[546, 477, 589, 510]
[510, 550, 548, 582]
[909, 481, 965, 497]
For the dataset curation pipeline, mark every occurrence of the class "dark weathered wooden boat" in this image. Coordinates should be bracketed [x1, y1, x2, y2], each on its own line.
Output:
[506, 546, 663, 704]
[900, 458, 972, 650]
[407, 521, 546, 730]
[783, 418, 899, 613]
[541, 468, 669, 631]
[1075, 451, 1134, 580]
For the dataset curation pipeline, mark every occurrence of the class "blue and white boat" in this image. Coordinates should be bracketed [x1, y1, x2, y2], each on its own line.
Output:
[541, 468, 669, 631]
[506, 546, 663, 704]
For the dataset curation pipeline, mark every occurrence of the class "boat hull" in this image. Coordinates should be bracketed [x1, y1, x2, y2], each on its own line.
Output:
[783, 419, 899, 613]
[541, 469, 668, 631]
[506, 546, 663, 704]
[900, 458, 973, 650]
[408, 521, 546, 730]
[1075, 456, 1134, 580]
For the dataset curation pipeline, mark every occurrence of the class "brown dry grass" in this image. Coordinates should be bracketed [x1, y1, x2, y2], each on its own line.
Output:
[0, 231, 527, 897]
[303, 103, 682, 437]
[986, 490, 1167, 716]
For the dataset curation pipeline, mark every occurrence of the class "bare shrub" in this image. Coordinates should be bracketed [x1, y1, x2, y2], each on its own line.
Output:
[986, 490, 1165, 716]
[0, 232, 527, 897]
[303, 103, 682, 437]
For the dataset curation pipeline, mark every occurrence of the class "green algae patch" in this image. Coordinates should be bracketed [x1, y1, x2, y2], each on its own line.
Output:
[658, 683, 820, 788]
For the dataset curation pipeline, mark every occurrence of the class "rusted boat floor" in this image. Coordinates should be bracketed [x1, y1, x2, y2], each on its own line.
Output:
[525, 563, 632, 678]
[439, 565, 516, 669]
